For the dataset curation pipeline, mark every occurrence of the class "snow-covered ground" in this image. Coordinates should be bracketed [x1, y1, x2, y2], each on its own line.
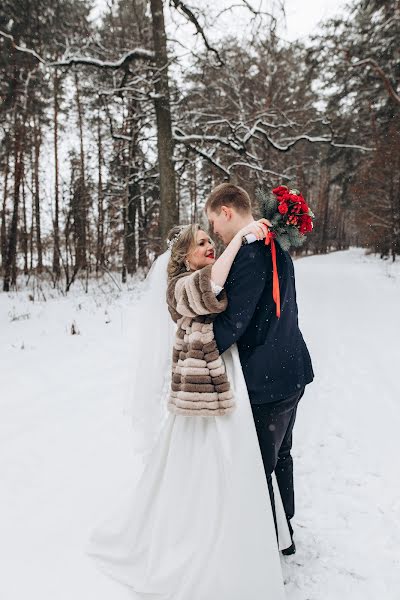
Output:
[0, 248, 399, 599]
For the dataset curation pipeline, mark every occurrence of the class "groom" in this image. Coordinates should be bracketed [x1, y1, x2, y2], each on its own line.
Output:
[205, 183, 314, 555]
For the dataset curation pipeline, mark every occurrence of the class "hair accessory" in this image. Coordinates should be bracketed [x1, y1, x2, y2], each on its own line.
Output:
[167, 234, 180, 250]
[166, 225, 189, 250]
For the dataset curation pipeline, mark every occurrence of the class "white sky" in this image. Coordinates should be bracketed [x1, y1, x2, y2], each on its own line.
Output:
[91, 0, 348, 45]
[282, 0, 348, 42]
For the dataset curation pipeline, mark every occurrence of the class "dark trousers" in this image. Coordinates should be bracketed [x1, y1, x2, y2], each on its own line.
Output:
[251, 386, 305, 538]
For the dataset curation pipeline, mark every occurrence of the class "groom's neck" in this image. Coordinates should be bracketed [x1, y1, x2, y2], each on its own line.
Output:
[230, 214, 255, 237]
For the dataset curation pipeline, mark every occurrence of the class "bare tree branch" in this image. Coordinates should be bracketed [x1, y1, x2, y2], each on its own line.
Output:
[51, 48, 154, 69]
[169, 0, 224, 65]
[173, 126, 242, 152]
[0, 30, 45, 63]
[0, 30, 154, 69]
[226, 161, 290, 179]
[251, 124, 373, 152]
[184, 143, 230, 177]
[351, 58, 400, 106]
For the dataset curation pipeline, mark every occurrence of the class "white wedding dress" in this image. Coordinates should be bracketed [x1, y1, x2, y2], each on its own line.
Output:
[86, 342, 291, 600]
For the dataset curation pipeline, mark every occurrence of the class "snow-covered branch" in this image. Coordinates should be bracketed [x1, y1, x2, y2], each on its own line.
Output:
[226, 161, 290, 179]
[173, 127, 242, 153]
[252, 125, 372, 152]
[175, 118, 372, 167]
[0, 30, 45, 63]
[0, 30, 154, 70]
[51, 48, 154, 69]
[172, 111, 373, 181]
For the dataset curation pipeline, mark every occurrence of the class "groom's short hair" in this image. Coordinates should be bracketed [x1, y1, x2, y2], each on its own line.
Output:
[205, 183, 251, 215]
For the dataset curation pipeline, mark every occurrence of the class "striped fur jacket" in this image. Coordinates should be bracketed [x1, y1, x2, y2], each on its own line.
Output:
[166, 264, 235, 416]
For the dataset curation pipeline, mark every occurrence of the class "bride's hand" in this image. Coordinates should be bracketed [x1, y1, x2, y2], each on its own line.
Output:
[238, 218, 272, 241]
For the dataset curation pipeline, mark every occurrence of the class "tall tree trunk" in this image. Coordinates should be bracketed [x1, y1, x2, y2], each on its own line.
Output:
[3, 122, 23, 291]
[125, 180, 138, 274]
[34, 116, 43, 272]
[150, 0, 178, 245]
[74, 71, 88, 271]
[71, 170, 87, 272]
[1, 149, 9, 271]
[320, 184, 331, 254]
[124, 101, 141, 274]
[393, 150, 400, 261]
[96, 108, 105, 272]
[52, 69, 61, 277]
[190, 160, 198, 223]
[122, 189, 128, 284]
[29, 145, 34, 271]
[137, 197, 148, 268]
[21, 166, 28, 275]
[316, 168, 331, 254]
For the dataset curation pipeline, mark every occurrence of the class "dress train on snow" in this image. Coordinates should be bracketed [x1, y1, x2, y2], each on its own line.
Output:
[86, 344, 291, 599]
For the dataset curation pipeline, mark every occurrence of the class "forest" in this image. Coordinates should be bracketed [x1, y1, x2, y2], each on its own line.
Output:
[0, 0, 399, 292]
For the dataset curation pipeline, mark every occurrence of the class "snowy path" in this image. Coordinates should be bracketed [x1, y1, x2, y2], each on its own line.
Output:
[0, 248, 399, 599]
[282, 249, 400, 598]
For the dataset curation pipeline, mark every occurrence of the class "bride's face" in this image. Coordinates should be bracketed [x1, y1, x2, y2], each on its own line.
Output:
[186, 229, 216, 270]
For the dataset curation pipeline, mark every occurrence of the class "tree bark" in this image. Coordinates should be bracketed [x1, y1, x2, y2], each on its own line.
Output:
[150, 0, 178, 245]
[125, 173, 138, 274]
[33, 116, 43, 272]
[21, 167, 28, 275]
[96, 109, 105, 272]
[1, 149, 9, 271]
[74, 71, 88, 270]
[52, 69, 61, 277]
[29, 145, 34, 271]
[137, 197, 148, 268]
[3, 120, 23, 292]
[190, 160, 198, 222]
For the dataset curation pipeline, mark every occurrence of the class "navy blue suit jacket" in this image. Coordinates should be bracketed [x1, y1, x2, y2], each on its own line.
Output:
[213, 240, 314, 404]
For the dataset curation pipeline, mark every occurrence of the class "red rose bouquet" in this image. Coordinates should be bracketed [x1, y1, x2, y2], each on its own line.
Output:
[257, 185, 315, 251]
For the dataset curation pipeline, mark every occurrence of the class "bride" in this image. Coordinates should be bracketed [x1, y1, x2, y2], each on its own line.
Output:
[86, 220, 292, 599]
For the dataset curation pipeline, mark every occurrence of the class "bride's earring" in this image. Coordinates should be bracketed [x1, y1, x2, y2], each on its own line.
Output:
[185, 260, 191, 272]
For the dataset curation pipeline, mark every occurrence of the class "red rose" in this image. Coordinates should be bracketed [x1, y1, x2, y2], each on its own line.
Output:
[301, 201, 309, 212]
[299, 214, 312, 233]
[278, 202, 288, 214]
[295, 199, 308, 214]
[272, 185, 289, 196]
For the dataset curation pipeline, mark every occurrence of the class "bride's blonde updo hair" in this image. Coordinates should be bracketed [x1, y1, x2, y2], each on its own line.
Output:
[167, 223, 201, 281]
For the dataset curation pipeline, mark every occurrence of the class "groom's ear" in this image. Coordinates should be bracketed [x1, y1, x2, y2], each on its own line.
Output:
[221, 205, 233, 220]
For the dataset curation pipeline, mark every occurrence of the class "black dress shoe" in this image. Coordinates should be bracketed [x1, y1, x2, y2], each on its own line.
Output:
[281, 540, 296, 556]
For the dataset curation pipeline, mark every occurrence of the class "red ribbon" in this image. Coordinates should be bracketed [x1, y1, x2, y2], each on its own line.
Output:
[264, 232, 281, 318]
